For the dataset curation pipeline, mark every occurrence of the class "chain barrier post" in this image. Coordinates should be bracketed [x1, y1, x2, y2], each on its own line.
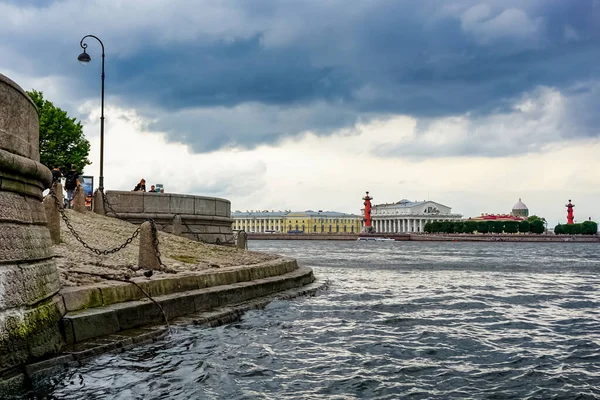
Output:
[236, 229, 247, 250]
[93, 189, 106, 215]
[73, 186, 86, 213]
[53, 181, 64, 206]
[139, 221, 161, 270]
[172, 215, 182, 236]
[43, 191, 61, 244]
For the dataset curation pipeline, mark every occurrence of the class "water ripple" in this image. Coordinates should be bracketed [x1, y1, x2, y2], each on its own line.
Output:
[25, 241, 600, 399]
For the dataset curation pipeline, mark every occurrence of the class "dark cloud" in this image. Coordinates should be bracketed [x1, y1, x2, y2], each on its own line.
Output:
[1, 0, 598, 153]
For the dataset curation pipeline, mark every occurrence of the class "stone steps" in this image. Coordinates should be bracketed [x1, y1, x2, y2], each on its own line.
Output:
[22, 278, 328, 385]
[60, 266, 315, 344]
[60, 257, 298, 312]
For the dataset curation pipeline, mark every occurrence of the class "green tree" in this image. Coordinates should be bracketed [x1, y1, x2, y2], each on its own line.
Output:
[582, 221, 598, 235]
[477, 221, 489, 234]
[554, 224, 564, 234]
[528, 215, 547, 225]
[27, 90, 91, 172]
[465, 220, 478, 234]
[504, 221, 519, 234]
[530, 220, 545, 234]
[519, 220, 530, 234]
[440, 221, 452, 233]
[487, 221, 501, 234]
[424, 222, 432, 233]
[453, 222, 465, 233]
[431, 221, 441, 233]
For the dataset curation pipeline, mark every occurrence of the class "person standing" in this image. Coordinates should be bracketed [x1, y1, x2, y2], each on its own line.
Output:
[133, 179, 146, 192]
[64, 165, 80, 209]
[51, 166, 62, 184]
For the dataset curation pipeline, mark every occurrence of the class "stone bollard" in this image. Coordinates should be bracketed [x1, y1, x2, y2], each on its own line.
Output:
[93, 189, 105, 215]
[139, 221, 161, 270]
[172, 215, 182, 235]
[73, 186, 86, 213]
[237, 230, 248, 249]
[43, 195, 61, 244]
[52, 181, 64, 206]
[0, 73, 64, 385]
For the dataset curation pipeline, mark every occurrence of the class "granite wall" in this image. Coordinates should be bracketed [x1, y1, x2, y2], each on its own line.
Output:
[104, 191, 234, 244]
[0, 74, 64, 381]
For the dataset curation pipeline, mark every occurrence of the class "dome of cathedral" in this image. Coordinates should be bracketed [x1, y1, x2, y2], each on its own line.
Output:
[512, 198, 528, 210]
[512, 198, 529, 217]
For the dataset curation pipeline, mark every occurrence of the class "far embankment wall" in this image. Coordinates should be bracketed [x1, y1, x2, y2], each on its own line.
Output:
[105, 191, 233, 244]
[247, 233, 411, 241]
[409, 234, 600, 242]
[247, 233, 599, 242]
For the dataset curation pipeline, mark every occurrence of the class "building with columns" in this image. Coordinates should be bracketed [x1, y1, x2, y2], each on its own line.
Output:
[232, 210, 362, 234]
[368, 199, 462, 233]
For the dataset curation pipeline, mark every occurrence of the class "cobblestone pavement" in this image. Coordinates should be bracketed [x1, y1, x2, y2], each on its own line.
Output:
[54, 210, 279, 286]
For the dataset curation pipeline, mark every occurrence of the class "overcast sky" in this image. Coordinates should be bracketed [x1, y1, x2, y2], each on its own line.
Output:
[1, 0, 599, 226]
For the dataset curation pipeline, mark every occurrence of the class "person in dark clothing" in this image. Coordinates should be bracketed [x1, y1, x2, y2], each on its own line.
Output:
[51, 167, 62, 184]
[64, 166, 80, 208]
[133, 179, 146, 192]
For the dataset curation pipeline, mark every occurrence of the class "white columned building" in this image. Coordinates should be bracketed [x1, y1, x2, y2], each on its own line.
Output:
[369, 199, 462, 233]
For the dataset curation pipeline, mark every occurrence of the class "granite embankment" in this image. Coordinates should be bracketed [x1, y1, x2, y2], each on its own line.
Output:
[1, 209, 322, 393]
[52, 210, 318, 344]
[247, 233, 599, 242]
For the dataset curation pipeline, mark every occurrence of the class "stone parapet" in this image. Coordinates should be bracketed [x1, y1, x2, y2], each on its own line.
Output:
[104, 190, 233, 244]
[0, 73, 63, 378]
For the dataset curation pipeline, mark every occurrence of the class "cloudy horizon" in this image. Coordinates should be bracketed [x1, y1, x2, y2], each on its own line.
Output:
[1, 0, 599, 227]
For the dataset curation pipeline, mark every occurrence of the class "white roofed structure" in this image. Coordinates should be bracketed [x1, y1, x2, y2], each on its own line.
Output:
[367, 199, 462, 233]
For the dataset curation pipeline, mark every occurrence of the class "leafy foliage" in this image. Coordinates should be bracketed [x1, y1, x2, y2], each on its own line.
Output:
[554, 221, 598, 235]
[423, 218, 548, 234]
[527, 215, 546, 224]
[504, 221, 519, 234]
[530, 220, 545, 234]
[477, 221, 489, 234]
[27, 90, 91, 172]
[464, 221, 478, 234]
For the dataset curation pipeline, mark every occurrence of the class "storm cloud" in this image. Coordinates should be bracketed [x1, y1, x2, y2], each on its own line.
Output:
[0, 0, 598, 153]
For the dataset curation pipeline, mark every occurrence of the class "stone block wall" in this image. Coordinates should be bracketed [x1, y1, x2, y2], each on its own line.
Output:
[0, 74, 64, 378]
[104, 191, 234, 244]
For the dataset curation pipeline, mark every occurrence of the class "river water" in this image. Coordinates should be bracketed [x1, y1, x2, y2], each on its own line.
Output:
[30, 241, 600, 399]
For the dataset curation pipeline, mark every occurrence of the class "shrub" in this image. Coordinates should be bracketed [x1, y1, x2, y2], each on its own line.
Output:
[477, 221, 489, 234]
[530, 220, 545, 234]
[519, 220, 530, 233]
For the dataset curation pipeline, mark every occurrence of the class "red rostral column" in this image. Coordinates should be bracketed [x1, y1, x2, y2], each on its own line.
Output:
[363, 191, 373, 231]
[566, 199, 575, 224]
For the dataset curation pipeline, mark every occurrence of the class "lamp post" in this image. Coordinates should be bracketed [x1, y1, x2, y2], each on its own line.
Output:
[78, 34, 105, 192]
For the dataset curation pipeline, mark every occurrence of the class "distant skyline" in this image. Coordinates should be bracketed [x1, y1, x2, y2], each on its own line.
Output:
[1, 0, 598, 227]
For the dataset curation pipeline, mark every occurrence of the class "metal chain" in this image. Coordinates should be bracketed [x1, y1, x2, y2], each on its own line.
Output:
[153, 214, 178, 231]
[149, 219, 165, 268]
[49, 188, 142, 255]
[71, 269, 170, 330]
[181, 218, 204, 243]
[102, 191, 120, 217]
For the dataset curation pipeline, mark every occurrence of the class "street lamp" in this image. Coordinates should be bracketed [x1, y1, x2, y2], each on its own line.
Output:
[78, 34, 105, 192]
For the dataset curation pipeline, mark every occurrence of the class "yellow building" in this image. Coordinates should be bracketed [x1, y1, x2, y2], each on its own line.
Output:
[232, 210, 362, 234]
